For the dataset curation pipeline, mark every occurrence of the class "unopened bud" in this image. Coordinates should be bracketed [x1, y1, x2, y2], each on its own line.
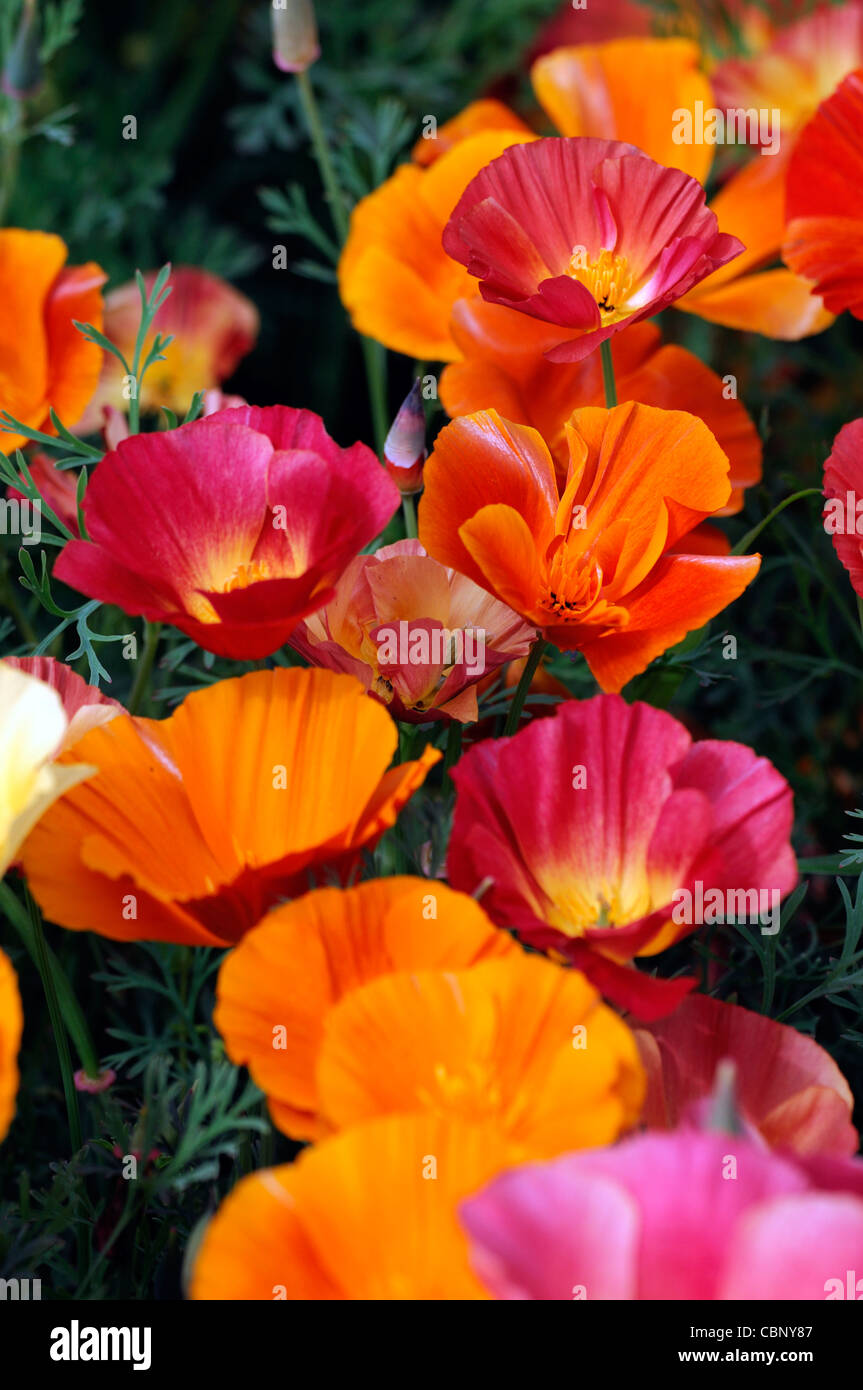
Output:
[384, 379, 426, 495]
[2, 0, 42, 100]
[271, 0, 320, 74]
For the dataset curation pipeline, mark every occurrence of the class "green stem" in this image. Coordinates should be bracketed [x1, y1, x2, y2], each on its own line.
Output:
[503, 637, 546, 736]
[296, 68, 349, 241]
[443, 719, 462, 782]
[296, 68, 388, 453]
[600, 338, 618, 408]
[27, 891, 82, 1154]
[128, 620, 162, 714]
[0, 881, 99, 1076]
[730, 488, 823, 556]
[402, 493, 418, 539]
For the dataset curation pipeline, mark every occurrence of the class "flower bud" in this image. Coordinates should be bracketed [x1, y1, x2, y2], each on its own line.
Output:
[383, 379, 426, 495]
[271, 0, 320, 74]
[2, 0, 42, 100]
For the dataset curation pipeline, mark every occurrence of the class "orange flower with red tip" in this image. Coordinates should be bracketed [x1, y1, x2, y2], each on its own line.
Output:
[419, 403, 760, 691]
[54, 405, 400, 659]
[0, 230, 105, 453]
[18, 668, 440, 948]
[439, 310, 761, 513]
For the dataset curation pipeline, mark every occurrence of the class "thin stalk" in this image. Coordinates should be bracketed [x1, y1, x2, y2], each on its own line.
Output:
[402, 493, 418, 539]
[27, 891, 82, 1154]
[600, 339, 617, 408]
[503, 638, 545, 736]
[443, 719, 462, 782]
[128, 620, 162, 714]
[730, 488, 823, 555]
[0, 881, 99, 1078]
[296, 68, 388, 453]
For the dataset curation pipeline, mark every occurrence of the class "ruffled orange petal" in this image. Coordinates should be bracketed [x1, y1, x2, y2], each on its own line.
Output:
[678, 151, 832, 337]
[579, 552, 761, 692]
[316, 954, 644, 1156]
[532, 38, 714, 183]
[419, 410, 558, 586]
[441, 306, 761, 512]
[0, 948, 23, 1144]
[214, 877, 513, 1139]
[20, 670, 436, 946]
[338, 131, 534, 360]
[191, 1114, 516, 1300]
[412, 100, 532, 166]
[0, 229, 68, 448]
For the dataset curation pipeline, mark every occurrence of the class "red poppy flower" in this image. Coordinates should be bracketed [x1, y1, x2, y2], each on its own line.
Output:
[784, 68, 863, 320]
[447, 694, 797, 1018]
[441, 137, 743, 362]
[54, 405, 400, 659]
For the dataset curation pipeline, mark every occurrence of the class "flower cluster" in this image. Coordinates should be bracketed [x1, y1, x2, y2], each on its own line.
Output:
[2, 0, 863, 1308]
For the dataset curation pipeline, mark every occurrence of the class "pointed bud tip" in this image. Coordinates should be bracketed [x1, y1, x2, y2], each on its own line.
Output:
[384, 380, 426, 494]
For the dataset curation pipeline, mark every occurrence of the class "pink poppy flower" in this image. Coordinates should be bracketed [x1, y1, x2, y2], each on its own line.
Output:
[462, 1130, 863, 1299]
[823, 417, 863, 596]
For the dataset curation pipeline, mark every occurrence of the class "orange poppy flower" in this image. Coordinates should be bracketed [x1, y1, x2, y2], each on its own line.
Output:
[419, 404, 760, 692]
[440, 309, 761, 512]
[190, 1113, 515, 1300]
[0, 948, 23, 1144]
[215, 876, 516, 1139]
[0, 229, 105, 452]
[338, 129, 534, 361]
[411, 99, 532, 166]
[531, 38, 714, 183]
[19, 669, 439, 947]
[216, 885, 643, 1152]
[783, 68, 863, 320]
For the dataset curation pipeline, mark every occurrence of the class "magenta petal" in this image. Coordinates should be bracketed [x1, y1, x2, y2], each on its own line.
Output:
[720, 1194, 863, 1299]
[462, 1164, 639, 1300]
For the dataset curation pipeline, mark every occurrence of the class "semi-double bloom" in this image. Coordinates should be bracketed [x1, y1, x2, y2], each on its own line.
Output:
[19, 668, 439, 947]
[289, 539, 534, 723]
[447, 694, 797, 1017]
[462, 1130, 863, 1300]
[419, 402, 761, 691]
[441, 136, 743, 362]
[55, 405, 400, 658]
[214, 877, 643, 1151]
[0, 229, 105, 451]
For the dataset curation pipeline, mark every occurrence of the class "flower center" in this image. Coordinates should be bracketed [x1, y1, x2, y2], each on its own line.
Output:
[568, 247, 635, 324]
[220, 559, 273, 593]
[541, 541, 629, 630]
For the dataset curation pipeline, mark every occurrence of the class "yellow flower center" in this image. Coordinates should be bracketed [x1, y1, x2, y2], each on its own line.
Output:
[568, 247, 635, 325]
[220, 559, 273, 593]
